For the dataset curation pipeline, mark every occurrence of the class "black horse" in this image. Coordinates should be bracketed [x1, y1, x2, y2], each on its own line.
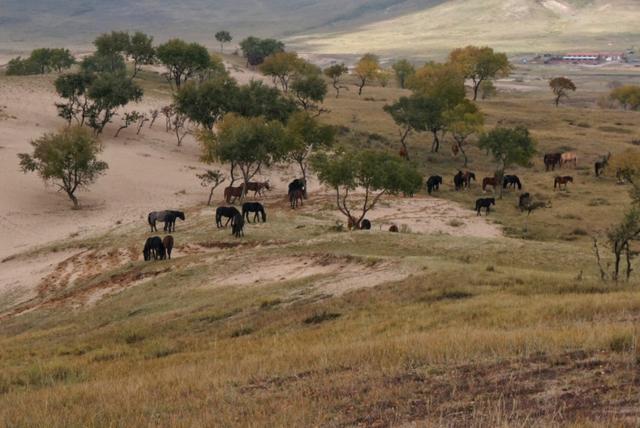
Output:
[242, 202, 266, 223]
[475, 198, 496, 216]
[148, 210, 185, 232]
[288, 178, 306, 195]
[289, 189, 304, 209]
[231, 213, 245, 238]
[544, 153, 562, 171]
[426, 175, 443, 195]
[216, 206, 240, 228]
[503, 175, 523, 190]
[143, 236, 165, 261]
[454, 171, 465, 191]
[361, 219, 372, 230]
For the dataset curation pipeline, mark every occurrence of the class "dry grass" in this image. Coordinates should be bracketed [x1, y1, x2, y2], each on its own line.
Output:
[1, 63, 640, 426]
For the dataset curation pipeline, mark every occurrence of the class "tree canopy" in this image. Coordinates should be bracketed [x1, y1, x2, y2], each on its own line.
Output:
[215, 31, 232, 52]
[157, 39, 211, 89]
[324, 63, 349, 98]
[392, 59, 415, 89]
[239, 37, 285, 67]
[354, 53, 380, 96]
[174, 76, 239, 130]
[449, 46, 512, 101]
[549, 77, 576, 107]
[259, 51, 305, 92]
[444, 99, 484, 166]
[312, 149, 422, 228]
[6, 48, 75, 75]
[610, 85, 640, 110]
[18, 127, 108, 208]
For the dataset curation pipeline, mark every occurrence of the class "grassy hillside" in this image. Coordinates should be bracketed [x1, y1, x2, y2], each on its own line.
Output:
[293, 0, 640, 56]
[1, 60, 640, 424]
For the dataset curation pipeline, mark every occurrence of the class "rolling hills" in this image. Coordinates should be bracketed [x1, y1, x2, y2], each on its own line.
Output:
[0, 0, 639, 57]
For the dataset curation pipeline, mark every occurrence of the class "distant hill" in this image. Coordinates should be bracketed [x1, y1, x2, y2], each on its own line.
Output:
[0, 0, 638, 57]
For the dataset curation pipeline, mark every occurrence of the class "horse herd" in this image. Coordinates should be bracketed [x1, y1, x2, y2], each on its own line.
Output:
[140, 151, 611, 260]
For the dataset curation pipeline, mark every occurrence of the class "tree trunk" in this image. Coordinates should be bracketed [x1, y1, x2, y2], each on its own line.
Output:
[625, 242, 633, 281]
[431, 130, 440, 153]
[67, 192, 79, 209]
[472, 78, 481, 101]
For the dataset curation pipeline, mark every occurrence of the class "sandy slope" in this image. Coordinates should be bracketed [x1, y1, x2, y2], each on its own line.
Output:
[0, 72, 501, 302]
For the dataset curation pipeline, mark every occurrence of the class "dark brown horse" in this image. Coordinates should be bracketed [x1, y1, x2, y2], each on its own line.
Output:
[554, 176, 573, 190]
[245, 181, 271, 197]
[482, 176, 499, 192]
[224, 185, 245, 204]
[162, 236, 174, 260]
[544, 153, 562, 171]
[289, 189, 304, 209]
[462, 171, 476, 188]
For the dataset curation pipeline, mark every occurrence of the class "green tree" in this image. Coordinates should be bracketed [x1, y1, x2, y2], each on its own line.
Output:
[18, 127, 108, 208]
[85, 73, 144, 134]
[94, 31, 131, 73]
[479, 80, 497, 99]
[285, 111, 335, 196]
[607, 207, 640, 282]
[5, 57, 40, 75]
[312, 149, 422, 229]
[174, 77, 239, 130]
[610, 85, 640, 110]
[235, 80, 298, 123]
[383, 95, 432, 160]
[449, 46, 513, 101]
[54, 72, 95, 126]
[478, 126, 536, 198]
[239, 37, 285, 67]
[291, 71, 328, 112]
[549, 77, 576, 107]
[444, 100, 484, 166]
[156, 39, 211, 89]
[392, 59, 415, 89]
[80, 53, 126, 74]
[215, 31, 232, 53]
[127, 32, 156, 78]
[354, 53, 380, 96]
[259, 51, 304, 92]
[5, 48, 74, 75]
[49, 48, 76, 72]
[324, 63, 349, 98]
[215, 114, 288, 198]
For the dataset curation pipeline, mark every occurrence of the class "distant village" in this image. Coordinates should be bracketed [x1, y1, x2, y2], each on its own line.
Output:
[528, 49, 638, 65]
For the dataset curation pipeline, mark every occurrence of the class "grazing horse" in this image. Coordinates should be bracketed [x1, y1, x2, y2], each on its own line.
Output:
[475, 198, 496, 216]
[231, 214, 245, 238]
[454, 171, 465, 191]
[561, 152, 578, 168]
[242, 202, 266, 223]
[389, 225, 399, 233]
[289, 189, 304, 209]
[462, 171, 476, 188]
[148, 211, 185, 233]
[163, 236, 174, 260]
[360, 219, 372, 230]
[482, 176, 499, 192]
[216, 206, 240, 228]
[224, 185, 246, 204]
[544, 153, 562, 171]
[554, 176, 573, 190]
[595, 153, 611, 177]
[426, 175, 443, 195]
[245, 181, 271, 197]
[143, 236, 165, 261]
[503, 175, 523, 190]
[288, 178, 306, 196]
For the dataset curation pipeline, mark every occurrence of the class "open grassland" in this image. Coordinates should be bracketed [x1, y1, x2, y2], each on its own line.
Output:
[1, 62, 640, 425]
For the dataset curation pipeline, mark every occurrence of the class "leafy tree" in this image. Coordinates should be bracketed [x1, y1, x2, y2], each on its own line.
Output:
[54, 72, 95, 126]
[609, 149, 640, 185]
[18, 127, 108, 208]
[94, 31, 131, 73]
[174, 77, 239, 130]
[383, 95, 431, 160]
[392, 59, 415, 89]
[85, 72, 143, 134]
[239, 37, 285, 67]
[312, 149, 422, 228]
[80, 53, 126, 74]
[610, 85, 640, 110]
[291, 71, 328, 112]
[444, 100, 484, 166]
[479, 80, 497, 99]
[235, 80, 298, 123]
[378, 69, 392, 88]
[284, 111, 335, 196]
[30, 48, 55, 73]
[259, 51, 304, 92]
[197, 169, 226, 205]
[549, 77, 576, 107]
[6, 48, 74, 75]
[215, 31, 232, 53]
[324, 63, 349, 98]
[354, 53, 380, 96]
[478, 126, 536, 198]
[449, 46, 513, 101]
[195, 54, 229, 82]
[156, 39, 211, 89]
[5, 57, 41, 75]
[607, 207, 640, 282]
[127, 32, 156, 78]
[49, 49, 76, 72]
[215, 114, 288, 197]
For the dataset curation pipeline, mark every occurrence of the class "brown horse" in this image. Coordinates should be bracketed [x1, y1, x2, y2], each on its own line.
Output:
[544, 153, 562, 171]
[554, 176, 573, 190]
[245, 181, 271, 197]
[224, 185, 245, 203]
[482, 176, 499, 192]
[561, 152, 578, 168]
[162, 236, 174, 260]
[462, 171, 476, 188]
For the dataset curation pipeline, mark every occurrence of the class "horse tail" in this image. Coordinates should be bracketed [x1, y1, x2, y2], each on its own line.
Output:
[261, 209, 266, 222]
[517, 178, 522, 190]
